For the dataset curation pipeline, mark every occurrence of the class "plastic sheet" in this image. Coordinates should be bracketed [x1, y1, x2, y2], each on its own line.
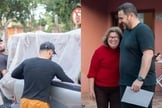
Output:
[0, 29, 81, 100]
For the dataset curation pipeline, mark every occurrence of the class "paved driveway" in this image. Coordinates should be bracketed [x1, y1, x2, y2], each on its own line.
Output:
[82, 91, 162, 108]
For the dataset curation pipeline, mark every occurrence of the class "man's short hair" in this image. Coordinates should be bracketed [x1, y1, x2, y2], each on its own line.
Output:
[118, 2, 138, 16]
[40, 41, 56, 54]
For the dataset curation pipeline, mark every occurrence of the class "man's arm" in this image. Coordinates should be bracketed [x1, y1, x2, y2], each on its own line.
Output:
[138, 49, 153, 79]
[131, 49, 153, 92]
[11, 63, 24, 79]
[55, 66, 74, 83]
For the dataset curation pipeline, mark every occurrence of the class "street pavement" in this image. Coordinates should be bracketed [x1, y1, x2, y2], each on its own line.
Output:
[0, 91, 161, 108]
[82, 91, 162, 108]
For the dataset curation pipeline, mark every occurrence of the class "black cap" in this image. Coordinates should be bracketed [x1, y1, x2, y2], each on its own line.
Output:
[40, 41, 56, 54]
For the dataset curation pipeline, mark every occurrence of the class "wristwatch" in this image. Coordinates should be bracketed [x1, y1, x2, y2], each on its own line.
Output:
[137, 76, 145, 82]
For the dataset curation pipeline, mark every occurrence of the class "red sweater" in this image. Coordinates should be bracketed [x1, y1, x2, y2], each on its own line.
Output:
[87, 45, 120, 87]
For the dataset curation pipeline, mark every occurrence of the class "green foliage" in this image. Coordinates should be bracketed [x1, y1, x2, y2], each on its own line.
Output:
[0, 0, 80, 33]
[43, 13, 54, 32]
[39, 18, 46, 26]
[43, 0, 80, 32]
[0, 0, 37, 27]
[0, 0, 38, 37]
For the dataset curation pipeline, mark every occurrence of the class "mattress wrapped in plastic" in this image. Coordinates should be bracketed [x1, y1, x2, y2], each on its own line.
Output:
[0, 29, 81, 100]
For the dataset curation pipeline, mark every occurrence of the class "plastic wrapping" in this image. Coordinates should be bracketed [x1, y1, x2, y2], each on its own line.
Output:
[0, 29, 81, 100]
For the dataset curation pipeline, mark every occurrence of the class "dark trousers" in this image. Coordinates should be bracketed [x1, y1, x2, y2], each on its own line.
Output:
[120, 85, 155, 108]
[0, 90, 12, 104]
[94, 84, 121, 108]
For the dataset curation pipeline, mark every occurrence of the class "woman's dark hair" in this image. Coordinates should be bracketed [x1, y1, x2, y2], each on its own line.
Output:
[102, 26, 122, 47]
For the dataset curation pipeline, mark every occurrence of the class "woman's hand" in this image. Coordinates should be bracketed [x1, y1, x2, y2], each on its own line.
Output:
[89, 88, 96, 100]
[88, 78, 96, 100]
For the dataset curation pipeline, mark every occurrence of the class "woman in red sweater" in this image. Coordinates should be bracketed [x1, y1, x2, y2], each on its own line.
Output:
[87, 27, 122, 108]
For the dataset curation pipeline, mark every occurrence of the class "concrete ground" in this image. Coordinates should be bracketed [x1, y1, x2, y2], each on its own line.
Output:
[0, 91, 161, 108]
[82, 91, 162, 108]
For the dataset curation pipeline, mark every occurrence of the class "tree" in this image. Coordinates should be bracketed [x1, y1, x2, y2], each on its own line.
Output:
[0, 0, 80, 38]
[42, 0, 80, 32]
[0, 0, 38, 39]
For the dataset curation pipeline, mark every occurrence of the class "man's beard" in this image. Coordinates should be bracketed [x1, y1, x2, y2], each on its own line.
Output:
[119, 22, 126, 30]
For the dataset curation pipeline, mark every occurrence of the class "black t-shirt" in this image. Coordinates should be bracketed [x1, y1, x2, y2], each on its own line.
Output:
[0, 53, 8, 79]
[120, 23, 156, 86]
[11, 57, 74, 102]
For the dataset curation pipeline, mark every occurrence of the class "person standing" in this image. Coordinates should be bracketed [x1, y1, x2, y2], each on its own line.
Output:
[0, 38, 7, 78]
[0, 38, 13, 104]
[118, 2, 156, 108]
[87, 27, 122, 108]
[11, 41, 74, 108]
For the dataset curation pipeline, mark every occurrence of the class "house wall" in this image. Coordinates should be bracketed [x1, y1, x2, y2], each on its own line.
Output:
[82, 0, 162, 93]
[7, 27, 23, 40]
[81, 0, 111, 94]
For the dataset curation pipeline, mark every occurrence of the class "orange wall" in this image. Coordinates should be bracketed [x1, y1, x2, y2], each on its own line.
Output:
[82, 0, 162, 93]
[7, 27, 23, 40]
[81, 0, 111, 93]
